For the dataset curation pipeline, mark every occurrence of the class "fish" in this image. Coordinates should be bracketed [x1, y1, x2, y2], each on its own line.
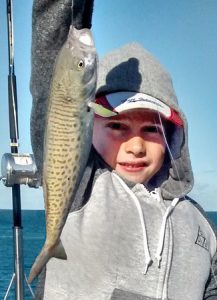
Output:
[28, 25, 97, 283]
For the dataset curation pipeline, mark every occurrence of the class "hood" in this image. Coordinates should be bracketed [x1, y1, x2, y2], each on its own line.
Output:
[95, 43, 194, 200]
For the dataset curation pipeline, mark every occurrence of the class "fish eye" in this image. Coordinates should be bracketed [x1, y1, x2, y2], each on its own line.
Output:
[77, 59, 85, 69]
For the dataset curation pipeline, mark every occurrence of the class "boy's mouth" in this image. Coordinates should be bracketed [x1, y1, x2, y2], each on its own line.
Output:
[118, 162, 148, 171]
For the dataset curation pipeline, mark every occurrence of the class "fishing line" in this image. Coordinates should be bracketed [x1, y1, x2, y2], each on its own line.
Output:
[157, 110, 186, 199]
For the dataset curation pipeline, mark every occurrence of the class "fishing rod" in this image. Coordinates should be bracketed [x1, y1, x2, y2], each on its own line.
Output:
[1, 0, 38, 299]
[0, 0, 95, 298]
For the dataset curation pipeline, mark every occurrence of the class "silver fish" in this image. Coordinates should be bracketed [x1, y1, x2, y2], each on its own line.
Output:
[28, 25, 97, 283]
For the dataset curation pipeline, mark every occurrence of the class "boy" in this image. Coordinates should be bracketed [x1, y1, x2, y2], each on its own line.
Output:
[35, 43, 217, 300]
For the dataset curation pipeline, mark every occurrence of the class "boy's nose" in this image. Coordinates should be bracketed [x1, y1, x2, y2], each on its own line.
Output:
[125, 136, 146, 157]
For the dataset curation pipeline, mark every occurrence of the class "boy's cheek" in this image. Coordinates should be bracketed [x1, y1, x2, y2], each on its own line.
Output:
[145, 134, 166, 147]
[93, 135, 119, 169]
[103, 146, 120, 169]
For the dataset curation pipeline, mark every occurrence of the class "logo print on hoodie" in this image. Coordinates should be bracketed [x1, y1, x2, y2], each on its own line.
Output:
[195, 226, 209, 251]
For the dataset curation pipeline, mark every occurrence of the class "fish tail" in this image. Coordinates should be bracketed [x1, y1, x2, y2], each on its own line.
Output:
[52, 239, 67, 260]
[28, 240, 67, 284]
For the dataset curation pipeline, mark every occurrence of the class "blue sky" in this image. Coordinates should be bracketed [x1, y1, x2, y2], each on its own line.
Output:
[0, 0, 217, 210]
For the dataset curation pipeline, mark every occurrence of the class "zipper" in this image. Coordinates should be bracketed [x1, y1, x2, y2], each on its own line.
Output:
[150, 188, 162, 203]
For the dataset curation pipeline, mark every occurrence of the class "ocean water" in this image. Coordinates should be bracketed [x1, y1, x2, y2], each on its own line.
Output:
[0, 210, 45, 300]
[0, 210, 216, 300]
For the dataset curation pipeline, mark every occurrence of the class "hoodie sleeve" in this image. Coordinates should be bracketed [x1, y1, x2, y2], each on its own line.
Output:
[30, 0, 95, 179]
[185, 197, 217, 299]
[30, 0, 72, 178]
[203, 251, 217, 299]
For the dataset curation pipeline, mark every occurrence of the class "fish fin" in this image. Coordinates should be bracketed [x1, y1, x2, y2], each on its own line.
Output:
[28, 246, 51, 284]
[43, 176, 48, 210]
[88, 102, 117, 117]
[53, 240, 67, 260]
[28, 241, 67, 284]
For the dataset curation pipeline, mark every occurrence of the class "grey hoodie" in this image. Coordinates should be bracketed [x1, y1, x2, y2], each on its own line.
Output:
[36, 149, 216, 300]
[30, 1, 217, 299]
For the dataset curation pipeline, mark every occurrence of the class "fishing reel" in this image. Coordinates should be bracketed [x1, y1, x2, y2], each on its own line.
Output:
[1, 153, 40, 188]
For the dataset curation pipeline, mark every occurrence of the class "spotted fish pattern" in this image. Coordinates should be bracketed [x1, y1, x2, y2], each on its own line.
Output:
[28, 25, 97, 283]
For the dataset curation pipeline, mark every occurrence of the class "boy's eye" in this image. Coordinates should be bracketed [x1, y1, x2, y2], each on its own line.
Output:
[107, 122, 123, 130]
[144, 125, 162, 134]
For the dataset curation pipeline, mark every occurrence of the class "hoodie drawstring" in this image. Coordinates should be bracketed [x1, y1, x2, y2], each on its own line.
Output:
[112, 173, 180, 274]
[128, 190, 153, 274]
[113, 173, 152, 274]
[155, 197, 180, 267]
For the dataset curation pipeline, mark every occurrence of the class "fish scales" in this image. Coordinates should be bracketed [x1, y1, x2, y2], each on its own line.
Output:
[45, 93, 88, 232]
[28, 25, 97, 283]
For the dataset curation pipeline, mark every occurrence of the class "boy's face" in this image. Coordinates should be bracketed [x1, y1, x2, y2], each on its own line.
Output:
[93, 109, 166, 184]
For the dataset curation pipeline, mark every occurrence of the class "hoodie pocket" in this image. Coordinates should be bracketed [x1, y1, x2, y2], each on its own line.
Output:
[110, 288, 158, 300]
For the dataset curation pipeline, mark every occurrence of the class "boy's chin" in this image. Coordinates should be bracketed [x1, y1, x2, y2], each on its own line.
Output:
[115, 169, 150, 185]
